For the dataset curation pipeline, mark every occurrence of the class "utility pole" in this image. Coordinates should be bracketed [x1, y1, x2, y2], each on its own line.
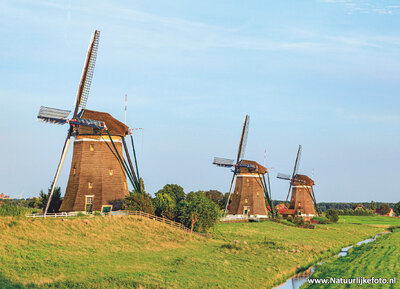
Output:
[124, 94, 127, 125]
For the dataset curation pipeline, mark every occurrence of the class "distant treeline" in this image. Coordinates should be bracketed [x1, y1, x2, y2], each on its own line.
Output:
[317, 202, 396, 212]
[272, 201, 396, 212]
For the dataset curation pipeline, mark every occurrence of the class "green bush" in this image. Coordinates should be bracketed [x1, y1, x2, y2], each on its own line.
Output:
[124, 191, 155, 214]
[394, 202, 400, 216]
[286, 215, 294, 223]
[325, 209, 339, 223]
[312, 216, 329, 224]
[0, 203, 40, 217]
[293, 216, 305, 227]
[379, 203, 390, 215]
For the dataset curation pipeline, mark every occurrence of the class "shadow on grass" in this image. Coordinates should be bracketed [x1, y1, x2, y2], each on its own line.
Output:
[0, 272, 37, 289]
[0, 273, 147, 289]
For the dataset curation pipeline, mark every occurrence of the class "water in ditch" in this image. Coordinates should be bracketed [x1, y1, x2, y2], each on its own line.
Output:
[274, 233, 386, 289]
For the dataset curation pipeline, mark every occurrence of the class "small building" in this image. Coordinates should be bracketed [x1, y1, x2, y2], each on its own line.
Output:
[0, 193, 10, 199]
[275, 203, 288, 215]
[375, 208, 394, 217]
[354, 204, 365, 211]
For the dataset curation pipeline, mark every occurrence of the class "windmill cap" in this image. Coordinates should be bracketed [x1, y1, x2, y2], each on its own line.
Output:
[294, 174, 314, 186]
[78, 109, 129, 136]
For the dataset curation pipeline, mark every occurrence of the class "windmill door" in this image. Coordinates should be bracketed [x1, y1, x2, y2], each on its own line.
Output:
[243, 206, 250, 216]
[85, 195, 94, 213]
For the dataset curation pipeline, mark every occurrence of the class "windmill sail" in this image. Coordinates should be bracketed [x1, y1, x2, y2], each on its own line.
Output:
[285, 145, 302, 204]
[293, 145, 302, 178]
[277, 173, 291, 180]
[213, 157, 235, 167]
[73, 30, 100, 118]
[44, 135, 71, 214]
[38, 106, 71, 119]
[236, 114, 249, 163]
[41, 30, 101, 215]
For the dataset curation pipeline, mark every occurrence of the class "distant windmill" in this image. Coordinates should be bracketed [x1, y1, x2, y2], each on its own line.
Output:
[277, 145, 320, 218]
[213, 115, 275, 217]
[38, 30, 142, 215]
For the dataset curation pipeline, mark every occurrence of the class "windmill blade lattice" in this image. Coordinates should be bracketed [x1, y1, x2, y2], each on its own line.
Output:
[236, 115, 250, 163]
[73, 30, 100, 118]
[79, 31, 100, 111]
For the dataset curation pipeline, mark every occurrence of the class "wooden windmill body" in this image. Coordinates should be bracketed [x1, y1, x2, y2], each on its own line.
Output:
[59, 110, 130, 212]
[286, 174, 316, 217]
[228, 160, 269, 216]
[277, 146, 319, 220]
[213, 115, 275, 218]
[38, 31, 142, 214]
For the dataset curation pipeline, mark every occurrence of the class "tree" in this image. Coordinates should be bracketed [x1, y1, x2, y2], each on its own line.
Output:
[204, 190, 225, 209]
[179, 191, 221, 232]
[325, 209, 339, 223]
[379, 203, 390, 215]
[38, 187, 63, 213]
[153, 192, 176, 219]
[124, 191, 154, 214]
[370, 200, 376, 212]
[156, 184, 185, 204]
[393, 202, 400, 216]
[139, 178, 146, 194]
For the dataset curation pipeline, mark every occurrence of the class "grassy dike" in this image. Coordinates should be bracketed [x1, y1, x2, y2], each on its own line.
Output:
[303, 227, 400, 288]
[0, 216, 391, 288]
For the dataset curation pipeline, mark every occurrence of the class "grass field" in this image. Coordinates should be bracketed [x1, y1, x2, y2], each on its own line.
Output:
[339, 215, 400, 227]
[304, 228, 400, 288]
[0, 215, 388, 288]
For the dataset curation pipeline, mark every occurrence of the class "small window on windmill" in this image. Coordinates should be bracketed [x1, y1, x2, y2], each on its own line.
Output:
[86, 196, 93, 204]
[73, 166, 77, 176]
[245, 198, 248, 203]
[89, 144, 94, 151]
[257, 192, 259, 197]
[88, 182, 93, 189]
[109, 169, 113, 176]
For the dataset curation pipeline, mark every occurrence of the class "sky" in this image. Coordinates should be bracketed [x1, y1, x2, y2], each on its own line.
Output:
[0, 0, 399, 202]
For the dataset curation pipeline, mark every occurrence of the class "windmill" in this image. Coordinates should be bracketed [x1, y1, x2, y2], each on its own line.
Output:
[277, 145, 320, 218]
[38, 30, 142, 215]
[213, 115, 275, 218]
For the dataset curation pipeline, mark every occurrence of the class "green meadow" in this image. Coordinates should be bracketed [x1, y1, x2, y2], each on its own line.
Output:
[1, 215, 395, 288]
[339, 215, 400, 226]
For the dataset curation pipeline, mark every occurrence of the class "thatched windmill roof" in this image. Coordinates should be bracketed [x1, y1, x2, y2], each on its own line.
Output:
[78, 109, 129, 136]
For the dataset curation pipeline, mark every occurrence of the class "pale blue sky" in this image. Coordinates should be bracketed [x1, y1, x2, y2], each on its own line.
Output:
[0, 0, 399, 202]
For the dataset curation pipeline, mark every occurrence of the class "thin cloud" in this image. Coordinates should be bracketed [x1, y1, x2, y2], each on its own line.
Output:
[318, 0, 400, 15]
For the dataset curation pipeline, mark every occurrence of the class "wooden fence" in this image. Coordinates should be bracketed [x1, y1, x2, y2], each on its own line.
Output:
[26, 212, 79, 218]
[25, 210, 211, 238]
[126, 210, 212, 238]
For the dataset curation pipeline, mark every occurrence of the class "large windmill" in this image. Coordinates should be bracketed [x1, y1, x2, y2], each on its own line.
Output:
[213, 115, 275, 218]
[38, 30, 142, 215]
[277, 145, 320, 219]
